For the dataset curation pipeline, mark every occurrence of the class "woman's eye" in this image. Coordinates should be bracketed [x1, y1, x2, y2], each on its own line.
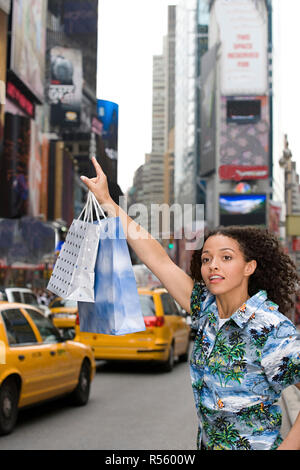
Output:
[201, 258, 209, 264]
[223, 255, 232, 261]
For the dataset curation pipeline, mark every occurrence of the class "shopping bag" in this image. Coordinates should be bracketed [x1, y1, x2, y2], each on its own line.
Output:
[47, 192, 105, 302]
[78, 216, 146, 335]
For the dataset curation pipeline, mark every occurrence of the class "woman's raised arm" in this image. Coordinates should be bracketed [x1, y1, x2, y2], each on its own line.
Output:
[80, 157, 194, 312]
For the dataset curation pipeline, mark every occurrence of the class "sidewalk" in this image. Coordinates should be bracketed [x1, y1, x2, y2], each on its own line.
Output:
[280, 385, 300, 438]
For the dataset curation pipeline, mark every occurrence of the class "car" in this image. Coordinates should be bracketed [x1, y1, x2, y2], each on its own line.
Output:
[49, 297, 77, 339]
[0, 287, 51, 318]
[0, 302, 96, 436]
[74, 287, 191, 372]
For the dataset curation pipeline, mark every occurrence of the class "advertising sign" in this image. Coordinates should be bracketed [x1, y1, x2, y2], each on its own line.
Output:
[49, 47, 83, 127]
[219, 165, 269, 181]
[6, 81, 35, 118]
[10, 0, 47, 102]
[219, 194, 267, 226]
[215, 0, 268, 96]
[97, 100, 119, 161]
[219, 96, 269, 180]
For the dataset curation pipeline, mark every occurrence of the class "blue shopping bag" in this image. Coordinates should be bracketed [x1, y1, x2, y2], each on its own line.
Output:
[78, 217, 146, 335]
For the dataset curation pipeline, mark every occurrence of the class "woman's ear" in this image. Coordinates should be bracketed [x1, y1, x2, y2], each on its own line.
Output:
[245, 260, 257, 277]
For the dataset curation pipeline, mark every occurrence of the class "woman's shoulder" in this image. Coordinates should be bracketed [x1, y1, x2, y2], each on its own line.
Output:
[257, 297, 297, 333]
[190, 282, 215, 313]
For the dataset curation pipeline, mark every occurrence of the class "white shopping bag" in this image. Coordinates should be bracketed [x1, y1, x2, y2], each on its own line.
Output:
[47, 192, 106, 302]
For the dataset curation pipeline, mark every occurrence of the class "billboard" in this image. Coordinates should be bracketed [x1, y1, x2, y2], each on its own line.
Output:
[49, 47, 83, 128]
[10, 0, 47, 102]
[215, 0, 268, 96]
[97, 100, 119, 162]
[200, 44, 217, 176]
[219, 194, 267, 226]
[219, 96, 269, 180]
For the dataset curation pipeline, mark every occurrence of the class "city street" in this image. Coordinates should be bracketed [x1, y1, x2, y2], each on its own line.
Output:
[0, 357, 198, 450]
[1, 0, 300, 454]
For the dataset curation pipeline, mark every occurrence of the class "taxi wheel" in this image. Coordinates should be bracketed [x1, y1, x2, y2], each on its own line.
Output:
[70, 360, 91, 406]
[0, 378, 19, 436]
[161, 343, 175, 373]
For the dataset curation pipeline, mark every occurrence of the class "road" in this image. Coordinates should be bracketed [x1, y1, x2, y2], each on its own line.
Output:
[0, 357, 198, 450]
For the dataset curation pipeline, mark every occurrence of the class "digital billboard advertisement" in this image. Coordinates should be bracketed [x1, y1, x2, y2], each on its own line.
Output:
[219, 194, 267, 226]
[10, 0, 47, 102]
[49, 47, 83, 128]
[219, 96, 270, 181]
[96, 99, 119, 162]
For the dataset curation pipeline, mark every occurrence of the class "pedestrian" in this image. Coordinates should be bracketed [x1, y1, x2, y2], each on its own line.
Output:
[81, 157, 300, 451]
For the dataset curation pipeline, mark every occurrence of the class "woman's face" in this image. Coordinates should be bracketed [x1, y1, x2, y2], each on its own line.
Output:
[200, 234, 256, 296]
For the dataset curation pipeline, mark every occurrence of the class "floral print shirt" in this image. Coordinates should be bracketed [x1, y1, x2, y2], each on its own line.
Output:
[190, 283, 300, 450]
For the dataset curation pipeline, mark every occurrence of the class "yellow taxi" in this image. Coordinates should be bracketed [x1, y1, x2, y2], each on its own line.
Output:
[74, 287, 191, 372]
[0, 302, 96, 436]
[49, 297, 77, 339]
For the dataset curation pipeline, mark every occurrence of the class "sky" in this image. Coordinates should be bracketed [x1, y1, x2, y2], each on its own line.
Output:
[97, 0, 300, 194]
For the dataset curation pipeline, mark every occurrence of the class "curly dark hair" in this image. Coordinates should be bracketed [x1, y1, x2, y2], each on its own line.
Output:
[190, 226, 300, 317]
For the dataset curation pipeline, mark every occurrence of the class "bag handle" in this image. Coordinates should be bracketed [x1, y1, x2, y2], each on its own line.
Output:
[77, 191, 107, 222]
[78, 191, 93, 222]
[90, 192, 107, 220]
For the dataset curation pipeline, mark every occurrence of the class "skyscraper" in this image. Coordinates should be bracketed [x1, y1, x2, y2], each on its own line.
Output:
[174, 0, 210, 208]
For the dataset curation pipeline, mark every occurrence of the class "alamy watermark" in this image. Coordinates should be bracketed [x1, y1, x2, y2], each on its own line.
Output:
[97, 197, 205, 251]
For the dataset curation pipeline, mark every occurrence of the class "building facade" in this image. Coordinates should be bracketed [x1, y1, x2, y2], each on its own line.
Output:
[200, 0, 273, 229]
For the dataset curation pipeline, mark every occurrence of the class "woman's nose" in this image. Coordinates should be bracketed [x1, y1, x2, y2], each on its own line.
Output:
[209, 261, 219, 271]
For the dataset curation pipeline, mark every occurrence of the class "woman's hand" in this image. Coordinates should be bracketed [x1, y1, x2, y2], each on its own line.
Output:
[80, 157, 112, 206]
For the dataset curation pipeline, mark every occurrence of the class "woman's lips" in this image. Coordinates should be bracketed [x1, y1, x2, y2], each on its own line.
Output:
[209, 275, 225, 284]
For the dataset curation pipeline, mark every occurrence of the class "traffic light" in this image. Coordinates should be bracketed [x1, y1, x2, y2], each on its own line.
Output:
[168, 236, 174, 250]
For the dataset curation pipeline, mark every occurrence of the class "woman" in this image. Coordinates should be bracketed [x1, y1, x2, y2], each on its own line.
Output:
[81, 157, 300, 450]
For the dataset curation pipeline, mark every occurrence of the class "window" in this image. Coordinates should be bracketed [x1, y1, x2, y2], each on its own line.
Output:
[1, 309, 37, 346]
[0, 291, 8, 301]
[12, 292, 22, 303]
[23, 292, 39, 306]
[25, 309, 61, 344]
[161, 294, 179, 316]
[138, 295, 156, 317]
